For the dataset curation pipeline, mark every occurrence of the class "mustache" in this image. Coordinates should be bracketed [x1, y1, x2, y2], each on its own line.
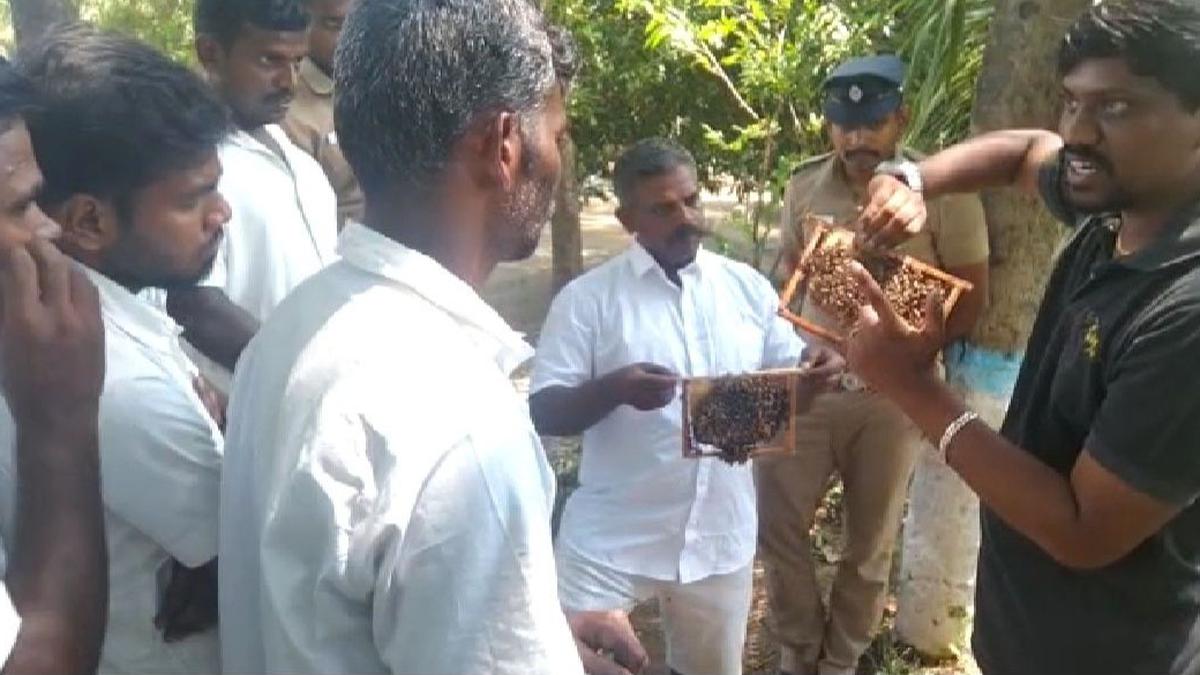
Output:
[845, 149, 882, 161]
[670, 223, 711, 241]
[1064, 145, 1113, 172]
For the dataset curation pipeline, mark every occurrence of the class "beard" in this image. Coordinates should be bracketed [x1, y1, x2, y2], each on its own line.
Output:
[493, 141, 558, 263]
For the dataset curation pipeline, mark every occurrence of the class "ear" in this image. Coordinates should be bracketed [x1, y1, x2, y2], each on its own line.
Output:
[896, 105, 911, 130]
[51, 195, 120, 255]
[196, 34, 223, 74]
[478, 111, 523, 192]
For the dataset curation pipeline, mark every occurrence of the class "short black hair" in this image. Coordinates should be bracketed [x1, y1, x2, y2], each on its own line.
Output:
[0, 57, 36, 135]
[1059, 0, 1200, 110]
[19, 24, 230, 212]
[335, 0, 559, 202]
[195, 0, 310, 47]
[613, 138, 696, 207]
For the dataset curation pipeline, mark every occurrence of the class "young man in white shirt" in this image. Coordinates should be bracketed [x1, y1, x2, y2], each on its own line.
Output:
[219, 2, 646, 674]
[165, 0, 339, 384]
[12, 26, 232, 673]
[0, 59, 107, 674]
[530, 138, 842, 675]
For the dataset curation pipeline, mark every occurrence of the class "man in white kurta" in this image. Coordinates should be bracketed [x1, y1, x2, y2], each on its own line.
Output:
[7, 25, 236, 673]
[173, 0, 338, 391]
[0, 268, 224, 673]
[531, 139, 821, 675]
[219, 223, 583, 674]
[206, 124, 339, 322]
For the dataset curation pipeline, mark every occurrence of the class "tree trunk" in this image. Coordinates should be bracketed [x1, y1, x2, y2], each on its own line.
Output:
[10, 0, 77, 47]
[551, 135, 583, 293]
[896, 0, 1090, 657]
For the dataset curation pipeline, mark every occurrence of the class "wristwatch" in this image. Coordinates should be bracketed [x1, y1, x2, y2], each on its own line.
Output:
[875, 159, 924, 193]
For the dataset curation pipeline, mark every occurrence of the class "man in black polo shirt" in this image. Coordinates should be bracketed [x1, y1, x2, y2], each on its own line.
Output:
[841, 1, 1200, 674]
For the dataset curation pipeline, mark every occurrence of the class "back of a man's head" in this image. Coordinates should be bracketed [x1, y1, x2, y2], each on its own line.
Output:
[0, 58, 35, 136]
[195, 0, 310, 47]
[19, 23, 230, 212]
[334, 0, 557, 202]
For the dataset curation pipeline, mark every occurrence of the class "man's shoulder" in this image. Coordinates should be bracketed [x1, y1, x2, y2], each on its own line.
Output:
[699, 250, 775, 300]
[790, 152, 834, 174]
[1146, 263, 1200, 318]
[286, 85, 333, 134]
[788, 152, 835, 181]
[556, 248, 637, 298]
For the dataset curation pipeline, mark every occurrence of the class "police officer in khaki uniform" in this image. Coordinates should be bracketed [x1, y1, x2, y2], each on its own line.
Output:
[755, 55, 990, 675]
[283, 0, 364, 228]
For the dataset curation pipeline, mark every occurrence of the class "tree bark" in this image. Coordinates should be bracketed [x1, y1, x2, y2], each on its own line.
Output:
[10, 0, 77, 47]
[896, 0, 1091, 658]
[551, 135, 583, 293]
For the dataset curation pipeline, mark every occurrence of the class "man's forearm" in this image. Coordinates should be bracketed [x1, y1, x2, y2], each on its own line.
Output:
[529, 379, 619, 437]
[166, 287, 258, 372]
[5, 423, 107, 674]
[889, 375, 1128, 570]
[919, 129, 1063, 200]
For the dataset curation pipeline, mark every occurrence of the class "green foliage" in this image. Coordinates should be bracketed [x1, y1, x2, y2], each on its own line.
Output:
[85, 0, 195, 63]
[545, 0, 742, 181]
[889, 0, 992, 149]
[547, 0, 992, 269]
[0, 0, 990, 268]
[1, 0, 195, 61]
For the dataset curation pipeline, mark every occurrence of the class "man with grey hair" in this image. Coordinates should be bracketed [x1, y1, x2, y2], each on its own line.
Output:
[218, 1, 647, 674]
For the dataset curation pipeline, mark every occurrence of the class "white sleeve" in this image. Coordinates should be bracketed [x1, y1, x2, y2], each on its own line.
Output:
[755, 272, 807, 369]
[530, 285, 596, 393]
[0, 547, 18, 668]
[99, 376, 223, 567]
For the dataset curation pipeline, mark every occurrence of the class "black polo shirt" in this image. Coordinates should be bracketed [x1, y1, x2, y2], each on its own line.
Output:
[972, 153, 1200, 675]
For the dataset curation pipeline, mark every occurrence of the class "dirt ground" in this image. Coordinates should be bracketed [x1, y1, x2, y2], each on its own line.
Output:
[497, 199, 978, 675]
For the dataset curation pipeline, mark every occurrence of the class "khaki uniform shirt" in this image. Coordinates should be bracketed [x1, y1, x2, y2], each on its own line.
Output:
[780, 148, 989, 335]
[282, 58, 364, 228]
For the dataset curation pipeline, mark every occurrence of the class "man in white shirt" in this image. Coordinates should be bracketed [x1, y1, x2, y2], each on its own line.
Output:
[220, 2, 647, 674]
[0, 58, 107, 674]
[530, 138, 842, 675]
[12, 26, 232, 673]
[166, 0, 339, 384]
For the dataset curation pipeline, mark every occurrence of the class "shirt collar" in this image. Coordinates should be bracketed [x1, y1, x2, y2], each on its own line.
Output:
[224, 125, 290, 159]
[625, 240, 708, 282]
[1109, 201, 1200, 272]
[337, 222, 534, 375]
[298, 57, 334, 97]
[80, 266, 182, 353]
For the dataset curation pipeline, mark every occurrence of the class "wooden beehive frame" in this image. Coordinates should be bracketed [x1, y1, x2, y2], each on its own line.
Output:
[681, 368, 803, 459]
[777, 218, 973, 343]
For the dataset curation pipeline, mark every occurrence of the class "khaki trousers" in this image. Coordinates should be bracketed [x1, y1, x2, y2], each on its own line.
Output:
[754, 390, 922, 675]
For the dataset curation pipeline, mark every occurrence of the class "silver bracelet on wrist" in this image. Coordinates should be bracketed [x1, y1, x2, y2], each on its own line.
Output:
[938, 410, 980, 463]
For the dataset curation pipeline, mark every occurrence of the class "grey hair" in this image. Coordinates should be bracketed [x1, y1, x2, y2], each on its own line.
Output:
[334, 0, 556, 201]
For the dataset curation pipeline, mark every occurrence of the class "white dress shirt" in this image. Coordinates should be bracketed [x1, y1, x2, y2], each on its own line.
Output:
[532, 243, 806, 583]
[206, 124, 338, 322]
[219, 223, 583, 675]
[0, 547, 18, 668]
[0, 268, 223, 674]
